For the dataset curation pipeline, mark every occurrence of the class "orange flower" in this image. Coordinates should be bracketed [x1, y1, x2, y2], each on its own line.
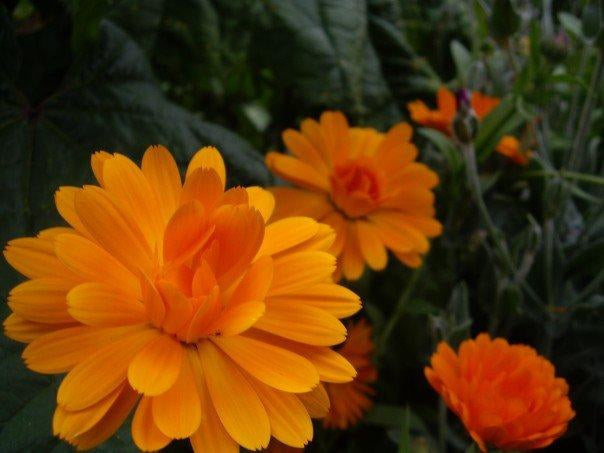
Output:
[407, 86, 500, 135]
[425, 333, 575, 452]
[324, 319, 377, 429]
[265, 111, 442, 281]
[496, 135, 533, 166]
[4, 145, 362, 451]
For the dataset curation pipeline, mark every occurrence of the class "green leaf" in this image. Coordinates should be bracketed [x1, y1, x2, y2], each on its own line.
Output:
[558, 12, 584, 40]
[259, 0, 394, 117]
[417, 128, 462, 172]
[489, 0, 520, 41]
[398, 406, 411, 453]
[474, 96, 523, 161]
[450, 40, 472, 84]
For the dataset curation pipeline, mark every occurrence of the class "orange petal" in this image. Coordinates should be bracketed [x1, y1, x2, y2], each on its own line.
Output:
[257, 217, 319, 257]
[282, 128, 328, 174]
[265, 152, 330, 192]
[90, 151, 112, 186]
[152, 351, 202, 438]
[155, 280, 194, 335]
[341, 225, 365, 281]
[205, 300, 265, 337]
[74, 186, 152, 275]
[255, 300, 346, 346]
[163, 200, 212, 265]
[23, 325, 141, 374]
[249, 377, 313, 448]
[246, 186, 275, 222]
[189, 350, 238, 453]
[54, 383, 123, 439]
[181, 167, 224, 212]
[8, 278, 73, 324]
[375, 122, 416, 169]
[370, 211, 429, 253]
[268, 282, 360, 319]
[297, 384, 330, 418]
[68, 385, 139, 450]
[186, 146, 226, 189]
[396, 162, 439, 188]
[132, 396, 171, 451]
[4, 313, 69, 343]
[198, 341, 270, 450]
[227, 256, 273, 306]
[57, 328, 158, 410]
[55, 233, 139, 297]
[141, 145, 182, 224]
[213, 335, 319, 393]
[269, 251, 336, 296]
[67, 282, 146, 327]
[319, 111, 350, 164]
[101, 153, 164, 250]
[55, 187, 89, 235]
[128, 334, 184, 396]
[321, 210, 347, 257]
[269, 187, 333, 221]
[437, 86, 457, 122]
[355, 221, 388, 271]
[4, 236, 78, 281]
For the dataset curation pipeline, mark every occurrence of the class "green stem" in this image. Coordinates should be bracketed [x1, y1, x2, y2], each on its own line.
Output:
[378, 268, 422, 354]
[438, 398, 447, 453]
[568, 50, 604, 171]
[523, 169, 604, 185]
[462, 143, 515, 275]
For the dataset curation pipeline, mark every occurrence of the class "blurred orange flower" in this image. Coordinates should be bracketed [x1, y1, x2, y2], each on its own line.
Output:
[266, 111, 442, 281]
[408, 86, 532, 166]
[407, 86, 500, 135]
[4, 145, 361, 451]
[425, 333, 575, 452]
[324, 319, 377, 429]
[496, 135, 533, 166]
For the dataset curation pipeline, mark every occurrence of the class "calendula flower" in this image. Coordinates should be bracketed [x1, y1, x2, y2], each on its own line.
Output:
[407, 86, 500, 135]
[425, 333, 575, 452]
[265, 111, 442, 281]
[4, 145, 362, 451]
[496, 135, 533, 166]
[324, 319, 377, 429]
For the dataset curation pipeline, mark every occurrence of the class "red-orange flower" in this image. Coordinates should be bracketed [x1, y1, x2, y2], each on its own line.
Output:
[323, 319, 377, 429]
[265, 111, 442, 281]
[407, 86, 500, 135]
[425, 333, 575, 452]
[496, 135, 533, 166]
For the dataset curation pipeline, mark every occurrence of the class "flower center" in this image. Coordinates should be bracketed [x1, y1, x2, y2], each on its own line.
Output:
[330, 159, 384, 218]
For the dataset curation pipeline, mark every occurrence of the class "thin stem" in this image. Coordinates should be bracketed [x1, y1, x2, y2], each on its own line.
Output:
[523, 169, 604, 185]
[438, 398, 447, 453]
[462, 143, 515, 274]
[568, 51, 604, 170]
[565, 47, 590, 139]
[378, 268, 422, 354]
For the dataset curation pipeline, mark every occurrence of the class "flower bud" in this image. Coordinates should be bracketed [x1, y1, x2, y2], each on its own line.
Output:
[452, 89, 478, 144]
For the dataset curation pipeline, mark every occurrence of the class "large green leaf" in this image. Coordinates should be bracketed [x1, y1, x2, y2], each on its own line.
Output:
[258, 0, 394, 118]
[0, 16, 267, 452]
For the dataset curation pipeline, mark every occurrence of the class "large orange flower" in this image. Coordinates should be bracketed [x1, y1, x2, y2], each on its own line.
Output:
[407, 86, 500, 135]
[324, 319, 377, 429]
[4, 145, 362, 451]
[265, 111, 442, 281]
[425, 333, 575, 452]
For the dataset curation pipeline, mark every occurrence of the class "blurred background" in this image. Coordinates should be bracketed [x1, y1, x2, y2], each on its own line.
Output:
[0, 0, 603, 451]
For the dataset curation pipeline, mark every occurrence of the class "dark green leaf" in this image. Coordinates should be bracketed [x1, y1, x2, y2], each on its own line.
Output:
[489, 0, 520, 41]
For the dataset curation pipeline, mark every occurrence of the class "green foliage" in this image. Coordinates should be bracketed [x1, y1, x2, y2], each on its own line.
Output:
[1, 0, 603, 452]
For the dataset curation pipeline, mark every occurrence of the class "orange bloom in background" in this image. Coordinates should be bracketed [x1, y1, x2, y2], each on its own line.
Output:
[425, 333, 575, 452]
[4, 145, 362, 451]
[265, 111, 443, 281]
[496, 135, 533, 166]
[324, 319, 377, 429]
[407, 86, 500, 135]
